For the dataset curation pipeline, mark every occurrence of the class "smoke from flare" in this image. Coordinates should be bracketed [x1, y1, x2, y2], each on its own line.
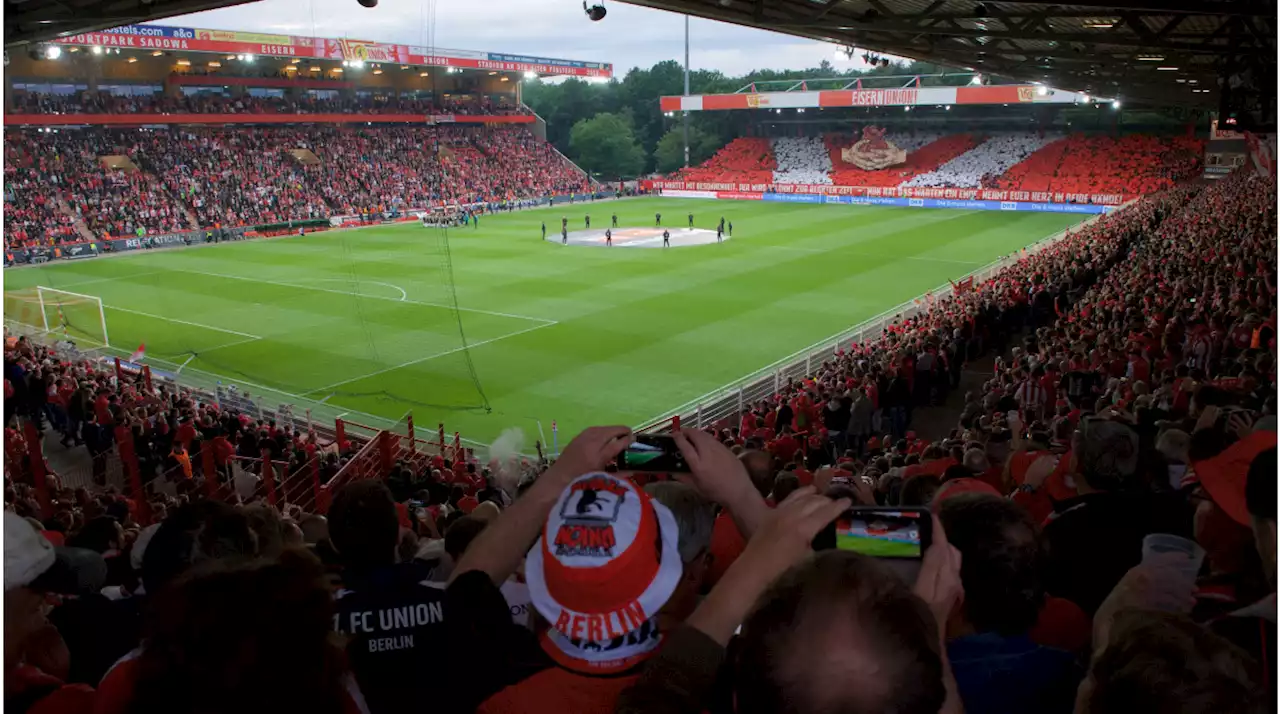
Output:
[486, 428, 526, 495]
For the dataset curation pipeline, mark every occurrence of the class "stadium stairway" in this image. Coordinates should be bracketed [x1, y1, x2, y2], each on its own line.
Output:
[129, 150, 202, 231]
[56, 196, 97, 243]
[287, 148, 323, 166]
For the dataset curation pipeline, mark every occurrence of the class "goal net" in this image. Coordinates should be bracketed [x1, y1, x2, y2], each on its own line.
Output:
[3, 286, 110, 348]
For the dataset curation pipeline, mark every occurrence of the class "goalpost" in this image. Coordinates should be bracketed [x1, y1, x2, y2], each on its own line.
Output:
[3, 286, 110, 348]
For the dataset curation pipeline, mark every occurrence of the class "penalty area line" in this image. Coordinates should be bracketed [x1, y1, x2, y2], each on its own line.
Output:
[105, 306, 262, 339]
[302, 320, 558, 395]
[167, 267, 555, 325]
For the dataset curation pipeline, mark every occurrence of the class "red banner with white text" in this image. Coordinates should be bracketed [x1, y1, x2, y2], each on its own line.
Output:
[643, 180, 1128, 206]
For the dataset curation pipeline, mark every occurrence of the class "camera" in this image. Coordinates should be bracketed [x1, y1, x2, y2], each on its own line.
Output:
[584, 1, 606, 21]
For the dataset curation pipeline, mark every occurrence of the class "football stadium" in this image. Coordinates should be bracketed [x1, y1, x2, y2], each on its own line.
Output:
[2, 0, 1278, 711]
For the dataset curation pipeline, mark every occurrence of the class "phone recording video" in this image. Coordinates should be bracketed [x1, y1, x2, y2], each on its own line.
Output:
[617, 435, 689, 473]
[835, 507, 931, 559]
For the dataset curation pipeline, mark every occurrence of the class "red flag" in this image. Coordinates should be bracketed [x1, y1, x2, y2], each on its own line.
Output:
[129, 343, 146, 362]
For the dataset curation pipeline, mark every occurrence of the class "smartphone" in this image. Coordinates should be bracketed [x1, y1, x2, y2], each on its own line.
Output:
[617, 435, 689, 473]
[834, 507, 931, 559]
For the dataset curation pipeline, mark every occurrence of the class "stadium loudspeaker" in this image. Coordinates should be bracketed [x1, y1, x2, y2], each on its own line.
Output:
[358, 0, 378, 7]
[584, 1, 606, 21]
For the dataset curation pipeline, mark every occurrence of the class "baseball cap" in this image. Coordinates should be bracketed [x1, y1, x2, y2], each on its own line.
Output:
[5, 512, 106, 595]
[1194, 430, 1277, 527]
[525, 472, 682, 674]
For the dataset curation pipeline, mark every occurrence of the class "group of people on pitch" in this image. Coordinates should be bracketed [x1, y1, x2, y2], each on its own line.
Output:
[542, 211, 734, 247]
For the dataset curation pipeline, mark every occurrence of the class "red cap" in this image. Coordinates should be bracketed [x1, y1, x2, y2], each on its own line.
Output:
[867, 436, 882, 451]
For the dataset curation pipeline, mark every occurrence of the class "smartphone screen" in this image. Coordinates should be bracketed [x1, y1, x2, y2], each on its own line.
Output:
[618, 435, 689, 473]
[835, 508, 929, 559]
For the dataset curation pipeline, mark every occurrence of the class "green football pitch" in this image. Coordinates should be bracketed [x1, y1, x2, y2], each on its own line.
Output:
[4, 198, 1086, 443]
[835, 533, 922, 558]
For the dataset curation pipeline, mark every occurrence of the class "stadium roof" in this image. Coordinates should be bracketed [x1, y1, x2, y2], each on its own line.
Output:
[4, 0, 255, 47]
[619, 0, 1276, 109]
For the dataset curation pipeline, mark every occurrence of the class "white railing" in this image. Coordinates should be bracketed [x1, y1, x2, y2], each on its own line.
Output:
[635, 206, 1126, 433]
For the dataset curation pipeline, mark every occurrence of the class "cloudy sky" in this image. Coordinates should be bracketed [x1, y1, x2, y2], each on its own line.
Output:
[162, 0, 881, 77]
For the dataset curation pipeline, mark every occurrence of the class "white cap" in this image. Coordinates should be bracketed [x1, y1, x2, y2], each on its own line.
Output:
[5, 512, 55, 591]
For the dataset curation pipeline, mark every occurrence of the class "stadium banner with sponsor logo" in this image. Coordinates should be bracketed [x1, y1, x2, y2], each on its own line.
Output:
[54, 26, 312, 57]
[4, 113, 535, 127]
[660, 84, 1084, 112]
[643, 180, 1127, 206]
[55, 24, 610, 77]
[726, 192, 1111, 214]
[7, 241, 102, 264]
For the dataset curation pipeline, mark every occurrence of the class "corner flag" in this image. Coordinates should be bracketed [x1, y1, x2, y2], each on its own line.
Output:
[129, 343, 146, 362]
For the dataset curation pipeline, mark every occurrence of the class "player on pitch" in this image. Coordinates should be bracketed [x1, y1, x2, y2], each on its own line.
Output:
[688, 212, 694, 228]
[585, 214, 591, 229]
[562, 227, 568, 245]
[663, 229, 670, 248]
[611, 213, 618, 228]
[605, 228, 612, 247]
[655, 212, 662, 227]
[541, 222, 546, 240]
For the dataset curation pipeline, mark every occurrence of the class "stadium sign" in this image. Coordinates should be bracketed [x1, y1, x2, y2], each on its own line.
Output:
[644, 180, 1127, 206]
[55, 24, 611, 77]
[660, 84, 1086, 112]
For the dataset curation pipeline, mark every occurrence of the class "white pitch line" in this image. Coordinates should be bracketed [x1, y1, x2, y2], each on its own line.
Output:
[168, 267, 555, 325]
[105, 305, 262, 339]
[313, 278, 408, 302]
[191, 335, 263, 357]
[303, 320, 557, 395]
[56, 270, 165, 290]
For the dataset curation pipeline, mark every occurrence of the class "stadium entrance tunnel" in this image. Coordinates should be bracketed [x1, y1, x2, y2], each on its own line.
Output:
[547, 227, 729, 248]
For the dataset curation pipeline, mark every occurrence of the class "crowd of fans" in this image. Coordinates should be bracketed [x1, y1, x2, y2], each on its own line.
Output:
[134, 128, 329, 229]
[8, 91, 527, 117]
[4, 162, 1274, 714]
[18, 131, 192, 239]
[3, 124, 591, 247]
[3, 139, 81, 249]
[676, 131, 1205, 197]
[673, 137, 776, 184]
[771, 137, 833, 185]
[902, 133, 1060, 189]
[994, 134, 1205, 196]
[828, 132, 981, 188]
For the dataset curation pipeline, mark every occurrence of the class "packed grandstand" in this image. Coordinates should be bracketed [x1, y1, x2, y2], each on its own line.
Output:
[3, 17, 1279, 714]
[670, 130, 1206, 198]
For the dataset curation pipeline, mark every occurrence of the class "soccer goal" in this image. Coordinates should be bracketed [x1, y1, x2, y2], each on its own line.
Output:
[3, 286, 110, 348]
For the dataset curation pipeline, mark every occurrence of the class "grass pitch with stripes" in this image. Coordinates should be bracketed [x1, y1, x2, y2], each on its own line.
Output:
[4, 198, 1086, 442]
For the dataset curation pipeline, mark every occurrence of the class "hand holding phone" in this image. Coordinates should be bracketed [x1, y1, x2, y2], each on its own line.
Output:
[617, 434, 690, 473]
[834, 507, 932, 559]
